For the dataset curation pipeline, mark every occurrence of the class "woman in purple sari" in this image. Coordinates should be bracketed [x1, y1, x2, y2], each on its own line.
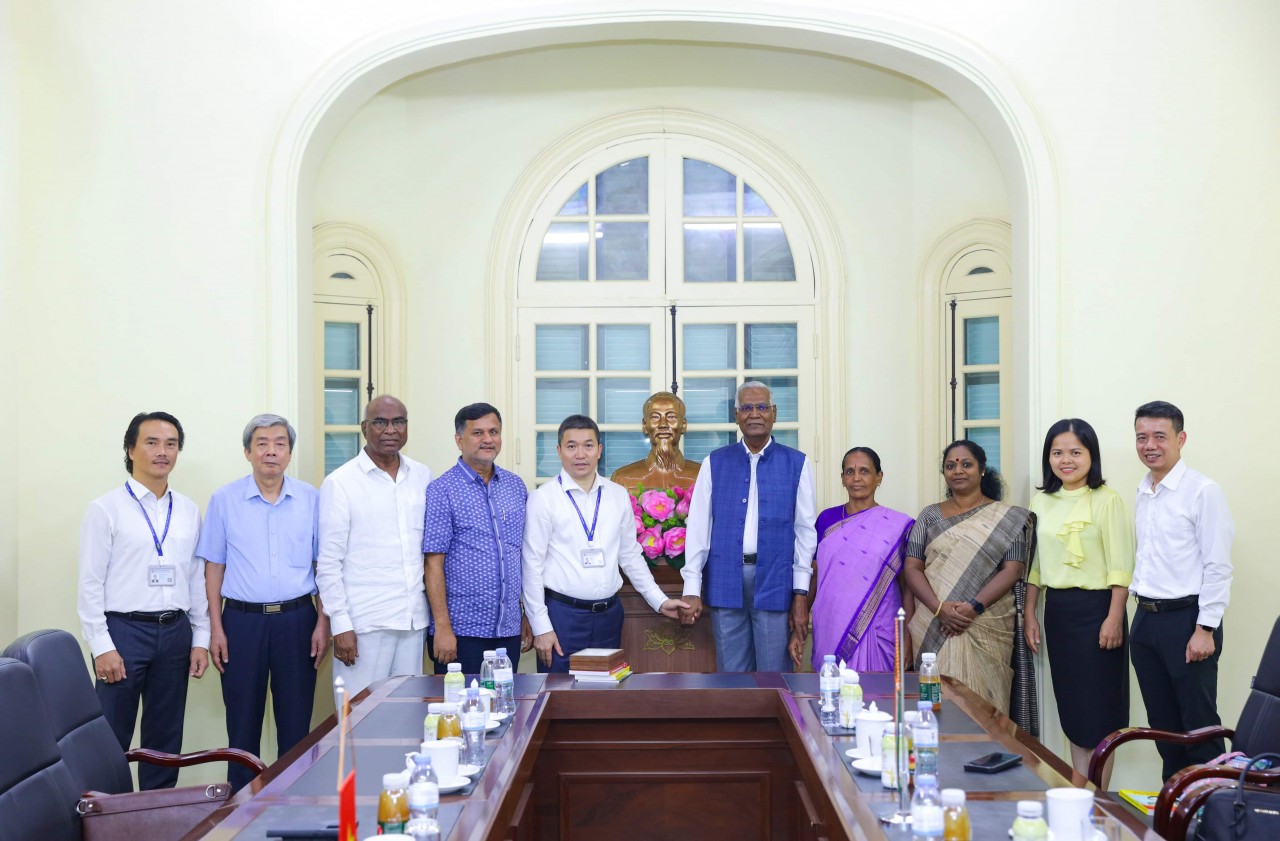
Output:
[790, 447, 915, 672]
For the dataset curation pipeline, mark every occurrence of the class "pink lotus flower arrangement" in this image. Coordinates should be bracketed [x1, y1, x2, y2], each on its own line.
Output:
[630, 484, 695, 570]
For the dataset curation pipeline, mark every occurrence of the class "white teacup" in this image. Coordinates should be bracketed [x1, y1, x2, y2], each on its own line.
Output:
[477, 688, 493, 716]
[419, 739, 460, 782]
[1046, 787, 1094, 841]
[855, 708, 892, 757]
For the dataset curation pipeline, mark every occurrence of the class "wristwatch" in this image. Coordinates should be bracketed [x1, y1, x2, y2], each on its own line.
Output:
[968, 598, 985, 615]
[1199, 624, 1216, 632]
[793, 588, 809, 596]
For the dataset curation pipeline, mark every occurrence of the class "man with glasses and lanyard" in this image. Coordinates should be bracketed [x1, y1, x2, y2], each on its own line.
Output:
[77, 411, 210, 789]
[316, 395, 432, 699]
[680, 382, 817, 672]
[521, 415, 687, 672]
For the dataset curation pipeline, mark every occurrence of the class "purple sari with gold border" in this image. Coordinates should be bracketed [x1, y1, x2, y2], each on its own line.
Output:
[809, 504, 915, 672]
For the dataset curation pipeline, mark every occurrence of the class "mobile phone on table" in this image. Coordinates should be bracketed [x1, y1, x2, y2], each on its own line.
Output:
[963, 751, 1022, 773]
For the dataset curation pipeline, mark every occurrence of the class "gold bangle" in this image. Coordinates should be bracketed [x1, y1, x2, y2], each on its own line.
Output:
[934, 602, 943, 617]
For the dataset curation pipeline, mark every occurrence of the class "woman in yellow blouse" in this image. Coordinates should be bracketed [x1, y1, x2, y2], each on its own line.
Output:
[1026, 418, 1135, 787]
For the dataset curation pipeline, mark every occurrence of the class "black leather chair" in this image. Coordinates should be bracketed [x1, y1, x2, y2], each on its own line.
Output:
[0, 657, 83, 841]
[2, 628, 265, 796]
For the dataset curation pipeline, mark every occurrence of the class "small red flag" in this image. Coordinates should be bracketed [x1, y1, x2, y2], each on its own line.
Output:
[338, 769, 356, 841]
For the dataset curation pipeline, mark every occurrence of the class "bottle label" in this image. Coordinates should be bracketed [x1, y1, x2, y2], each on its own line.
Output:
[494, 668, 514, 684]
[481, 679, 495, 691]
[911, 804, 943, 833]
[462, 711, 486, 730]
[921, 680, 941, 704]
[379, 820, 407, 833]
[819, 676, 840, 692]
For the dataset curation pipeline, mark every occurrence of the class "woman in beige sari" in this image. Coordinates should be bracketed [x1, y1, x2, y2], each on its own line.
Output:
[902, 440, 1033, 715]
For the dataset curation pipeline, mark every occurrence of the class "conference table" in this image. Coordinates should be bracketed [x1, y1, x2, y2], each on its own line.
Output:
[184, 672, 1161, 841]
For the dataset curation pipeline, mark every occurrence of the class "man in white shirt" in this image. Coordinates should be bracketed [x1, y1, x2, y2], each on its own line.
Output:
[316, 395, 432, 699]
[522, 414, 687, 672]
[76, 411, 210, 789]
[1130, 400, 1235, 780]
[680, 382, 817, 673]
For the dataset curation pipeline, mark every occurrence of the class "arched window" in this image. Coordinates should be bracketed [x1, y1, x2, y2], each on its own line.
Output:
[514, 130, 819, 483]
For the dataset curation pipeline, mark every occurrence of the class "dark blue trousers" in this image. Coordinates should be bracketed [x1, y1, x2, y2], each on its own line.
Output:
[97, 613, 192, 790]
[538, 597, 624, 674]
[428, 633, 523, 675]
[220, 600, 318, 791]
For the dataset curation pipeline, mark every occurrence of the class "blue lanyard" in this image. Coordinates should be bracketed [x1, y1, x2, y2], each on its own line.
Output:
[557, 475, 602, 544]
[124, 482, 173, 558]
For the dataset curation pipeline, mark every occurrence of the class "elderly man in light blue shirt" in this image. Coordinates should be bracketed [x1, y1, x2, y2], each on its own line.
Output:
[198, 413, 326, 791]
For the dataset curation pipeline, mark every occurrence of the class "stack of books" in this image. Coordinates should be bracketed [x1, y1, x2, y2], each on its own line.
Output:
[1117, 790, 1158, 816]
[569, 648, 632, 683]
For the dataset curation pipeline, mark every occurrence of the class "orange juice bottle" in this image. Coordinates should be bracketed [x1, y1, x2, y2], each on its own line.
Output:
[942, 788, 971, 840]
[378, 773, 409, 834]
[437, 703, 462, 740]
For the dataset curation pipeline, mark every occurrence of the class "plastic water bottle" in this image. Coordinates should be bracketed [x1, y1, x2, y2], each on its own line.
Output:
[493, 647, 515, 715]
[911, 774, 944, 839]
[818, 655, 840, 727]
[920, 651, 941, 711]
[839, 668, 863, 729]
[408, 754, 438, 819]
[941, 788, 971, 840]
[443, 662, 465, 705]
[1011, 801, 1048, 840]
[460, 687, 487, 767]
[405, 782, 442, 840]
[914, 700, 939, 779]
[480, 649, 497, 692]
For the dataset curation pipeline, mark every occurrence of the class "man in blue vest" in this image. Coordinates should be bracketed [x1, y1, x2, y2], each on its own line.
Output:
[679, 382, 817, 672]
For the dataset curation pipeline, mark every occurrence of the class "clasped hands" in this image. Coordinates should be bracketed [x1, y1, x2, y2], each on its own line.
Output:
[935, 600, 977, 637]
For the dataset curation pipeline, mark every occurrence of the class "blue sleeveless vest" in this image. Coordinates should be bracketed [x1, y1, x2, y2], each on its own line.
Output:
[705, 438, 806, 611]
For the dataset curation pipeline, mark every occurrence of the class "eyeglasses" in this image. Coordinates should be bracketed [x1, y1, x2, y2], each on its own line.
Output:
[735, 403, 774, 414]
[367, 417, 408, 430]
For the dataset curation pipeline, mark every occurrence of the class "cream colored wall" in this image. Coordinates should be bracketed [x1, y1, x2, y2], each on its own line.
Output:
[5, 0, 1278, 793]
[0, 4, 20, 644]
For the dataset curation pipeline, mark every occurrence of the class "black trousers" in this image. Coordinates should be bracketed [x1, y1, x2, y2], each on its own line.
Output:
[428, 633, 523, 675]
[97, 613, 192, 790]
[1129, 605, 1225, 780]
[220, 600, 318, 791]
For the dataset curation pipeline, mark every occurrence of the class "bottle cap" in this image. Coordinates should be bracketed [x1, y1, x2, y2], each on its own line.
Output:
[915, 774, 937, 788]
[941, 788, 965, 807]
[413, 753, 432, 766]
[441, 703, 458, 713]
[496, 647, 507, 656]
[447, 663, 462, 673]
[1017, 801, 1043, 819]
[922, 652, 936, 662]
[842, 668, 860, 683]
[427, 703, 442, 714]
[823, 654, 836, 663]
[383, 772, 403, 788]
[483, 650, 497, 658]
[918, 700, 932, 712]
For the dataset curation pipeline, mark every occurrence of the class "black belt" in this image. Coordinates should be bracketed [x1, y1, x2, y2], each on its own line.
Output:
[743, 553, 758, 565]
[545, 588, 617, 613]
[1136, 595, 1198, 613]
[106, 610, 185, 625]
[224, 595, 312, 615]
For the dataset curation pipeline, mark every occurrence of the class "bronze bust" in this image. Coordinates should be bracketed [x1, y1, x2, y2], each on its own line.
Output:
[609, 391, 701, 495]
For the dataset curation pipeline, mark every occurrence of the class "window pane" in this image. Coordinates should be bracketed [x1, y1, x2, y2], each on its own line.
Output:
[536, 378, 588, 424]
[683, 377, 736, 423]
[323, 322, 359, 370]
[598, 377, 649, 425]
[324, 377, 361, 426]
[683, 431, 735, 463]
[757, 376, 798, 422]
[595, 222, 648, 281]
[536, 325, 588, 371]
[324, 432, 360, 476]
[536, 222, 588, 281]
[602, 431, 648, 478]
[536, 431, 561, 478]
[744, 223, 795, 282]
[743, 184, 773, 216]
[965, 372, 1000, 420]
[773, 429, 799, 450]
[683, 159, 736, 216]
[965, 427, 1001, 473]
[745, 323, 798, 369]
[683, 323, 735, 370]
[559, 182, 587, 215]
[596, 157, 648, 215]
[964, 316, 999, 365]
[684, 224, 736, 282]
[597, 324, 649, 371]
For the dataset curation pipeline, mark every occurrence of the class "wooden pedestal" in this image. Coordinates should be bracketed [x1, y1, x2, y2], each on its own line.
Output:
[618, 564, 715, 673]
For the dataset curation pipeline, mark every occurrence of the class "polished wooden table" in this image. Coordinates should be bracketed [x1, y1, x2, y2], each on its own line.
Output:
[186, 673, 1163, 841]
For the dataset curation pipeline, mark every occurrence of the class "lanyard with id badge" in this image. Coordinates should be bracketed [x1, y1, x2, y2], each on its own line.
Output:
[125, 483, 176, 586]
[558, 475, 604, 568]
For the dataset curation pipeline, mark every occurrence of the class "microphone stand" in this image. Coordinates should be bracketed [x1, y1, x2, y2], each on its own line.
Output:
[879, 607, 912, 827]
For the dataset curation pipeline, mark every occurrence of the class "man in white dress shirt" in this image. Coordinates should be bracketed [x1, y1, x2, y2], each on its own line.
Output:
[77, 411, 210, 789]
[1130, 400, 1235, 780]
[316, 395, 432, 699]
[680, 381, 817, 673]
[522, 414, 687, 673]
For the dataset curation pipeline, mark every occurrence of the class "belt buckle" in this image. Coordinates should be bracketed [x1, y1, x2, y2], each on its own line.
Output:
[263, 603, 283, 614]
[158, 611, 179, 625]
[591, 601, 609, 613]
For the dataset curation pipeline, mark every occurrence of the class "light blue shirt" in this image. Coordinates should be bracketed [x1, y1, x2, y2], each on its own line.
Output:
[197, 474, 319, 603]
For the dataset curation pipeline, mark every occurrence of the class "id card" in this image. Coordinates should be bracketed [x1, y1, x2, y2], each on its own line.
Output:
[148, 565, 177, 587]
[580, 547, 605, 568]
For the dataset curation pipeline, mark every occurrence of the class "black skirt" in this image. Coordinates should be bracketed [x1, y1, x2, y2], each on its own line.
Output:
[1043, 587, 1129, 748]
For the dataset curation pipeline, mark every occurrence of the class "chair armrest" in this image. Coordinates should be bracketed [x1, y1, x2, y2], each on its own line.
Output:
[125, 747, 267, 776]
[1159, 777, 1233, 840]
[1088, 725, 1235, 786]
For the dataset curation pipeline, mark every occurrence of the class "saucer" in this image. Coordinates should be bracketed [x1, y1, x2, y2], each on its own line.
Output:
[437, 776, 471, 793]
[489, 712, 509, 721]
[844, 748, 867, 760]
[851, 756, 882, 776]
[485, 718, 501, 730]
[458, 763, 483, 777]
